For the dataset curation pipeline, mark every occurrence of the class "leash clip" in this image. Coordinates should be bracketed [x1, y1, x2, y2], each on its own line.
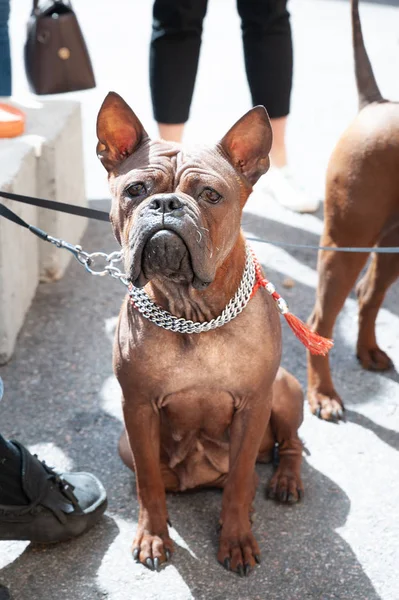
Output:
[46, 235, 90, 265]
[46, 235, 128, 284]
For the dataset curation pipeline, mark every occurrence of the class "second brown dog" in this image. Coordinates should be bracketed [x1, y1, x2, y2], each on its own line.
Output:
[308, 0, 399, 421]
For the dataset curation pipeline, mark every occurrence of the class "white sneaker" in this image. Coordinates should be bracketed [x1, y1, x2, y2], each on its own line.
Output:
[261, 166, 320, 213]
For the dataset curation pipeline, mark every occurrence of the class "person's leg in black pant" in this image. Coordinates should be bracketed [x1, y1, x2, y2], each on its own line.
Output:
[150, 0, 208, 142]
[237, 0, 319, 212]
[237, 0, 293, 168]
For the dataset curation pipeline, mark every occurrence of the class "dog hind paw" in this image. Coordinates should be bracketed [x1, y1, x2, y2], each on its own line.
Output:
[267, 468, 303, 504]
[357, 346, 394, 371]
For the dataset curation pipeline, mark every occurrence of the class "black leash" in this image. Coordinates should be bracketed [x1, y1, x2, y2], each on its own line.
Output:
[0, 190, 109, 222]
[0, 203, 91, 262]
[0, 202, 51, 241]
[1, 190, 399, 254]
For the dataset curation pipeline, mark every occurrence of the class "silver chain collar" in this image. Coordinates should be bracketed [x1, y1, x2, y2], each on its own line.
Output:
[44, 233, 256, 334]
[128, 247, 255, 334]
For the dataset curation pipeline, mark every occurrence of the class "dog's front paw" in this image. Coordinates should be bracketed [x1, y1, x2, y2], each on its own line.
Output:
[308, 389, 345, 422]
[357, 345, 394, 371]
[267, 466, 303, 504]
[218, 527, 260, 576]
[132, 526, 174, 571]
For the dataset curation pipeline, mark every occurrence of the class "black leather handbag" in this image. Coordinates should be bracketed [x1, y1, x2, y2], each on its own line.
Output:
[24, 0, 96, 95]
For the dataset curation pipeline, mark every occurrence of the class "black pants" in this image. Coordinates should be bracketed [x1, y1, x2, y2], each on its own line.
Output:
[150, 0, 293, 123]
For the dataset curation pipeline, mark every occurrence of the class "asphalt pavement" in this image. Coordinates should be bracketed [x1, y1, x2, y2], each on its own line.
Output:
[1, 0, 399, 599]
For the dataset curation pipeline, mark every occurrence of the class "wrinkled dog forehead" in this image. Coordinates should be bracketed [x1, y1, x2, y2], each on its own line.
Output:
[177, 144, 236, 174]
[174, 145, 242, 190]
[141, 141, 236, 179]
[112, 141, 240, 198]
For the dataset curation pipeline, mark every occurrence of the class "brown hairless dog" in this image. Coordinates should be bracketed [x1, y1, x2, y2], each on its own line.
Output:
[96, 93, 305, 575]
[308, 0, 399, 421]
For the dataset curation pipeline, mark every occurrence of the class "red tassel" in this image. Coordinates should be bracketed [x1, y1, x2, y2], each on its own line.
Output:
[249, 249, 333, 355]
[284, 312, 333, 356]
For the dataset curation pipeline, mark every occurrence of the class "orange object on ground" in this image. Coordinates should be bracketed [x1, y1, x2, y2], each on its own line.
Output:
[0, 104, 25, 138]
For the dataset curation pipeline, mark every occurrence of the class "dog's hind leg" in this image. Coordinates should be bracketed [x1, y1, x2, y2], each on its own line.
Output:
[265, 368, 304, 504]
[307, 128, 396, 421]
[307, 239, 370, 421]
[356, 226, 399, 371]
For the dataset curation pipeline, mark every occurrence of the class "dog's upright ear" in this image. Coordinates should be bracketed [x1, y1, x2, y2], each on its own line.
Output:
[219, 106, 272, 186]
[96, 92, 148, 172]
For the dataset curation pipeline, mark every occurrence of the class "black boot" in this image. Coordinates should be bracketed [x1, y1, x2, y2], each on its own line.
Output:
[0, 441, 107, 543]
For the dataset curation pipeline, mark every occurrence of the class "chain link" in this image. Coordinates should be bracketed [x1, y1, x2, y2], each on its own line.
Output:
[46, 233, 128, 284]
[48, 232, 256, 334]
[86, 250, 129, 284]
[128, 247, 255, 333]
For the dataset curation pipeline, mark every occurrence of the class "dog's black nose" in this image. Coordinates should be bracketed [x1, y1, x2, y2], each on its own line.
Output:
[149, 194, 184, 214]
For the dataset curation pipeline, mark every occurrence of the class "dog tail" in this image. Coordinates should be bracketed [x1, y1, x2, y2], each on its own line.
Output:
[351, 0, 383, 109]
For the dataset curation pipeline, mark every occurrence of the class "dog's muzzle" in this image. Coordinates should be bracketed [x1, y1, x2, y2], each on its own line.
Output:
[127, 194, 215, 289]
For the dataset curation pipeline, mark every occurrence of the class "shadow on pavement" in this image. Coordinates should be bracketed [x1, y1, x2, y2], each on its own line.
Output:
[163, 459, 382, 600]
[0, 516, 119, 600]
[345, 409, 399, 452]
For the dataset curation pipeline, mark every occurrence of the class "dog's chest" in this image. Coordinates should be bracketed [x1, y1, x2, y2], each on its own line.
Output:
[118, 294, 280, 491]
[160, 387, 233, 490]
[163, 328, 266, 413]
[160, 385, 234, 435]
[124, 293, 280, 404]
[152, 323, 270, 399]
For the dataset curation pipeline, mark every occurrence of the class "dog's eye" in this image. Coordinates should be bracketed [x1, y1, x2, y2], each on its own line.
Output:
[126, 182, 146, 198]
[199, 187, 222, 204]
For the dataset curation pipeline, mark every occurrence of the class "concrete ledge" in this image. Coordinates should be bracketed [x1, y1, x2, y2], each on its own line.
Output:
[0, 99, 87, 363]
[30, 101, 87, 282]
[0, 142, 38, 364]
